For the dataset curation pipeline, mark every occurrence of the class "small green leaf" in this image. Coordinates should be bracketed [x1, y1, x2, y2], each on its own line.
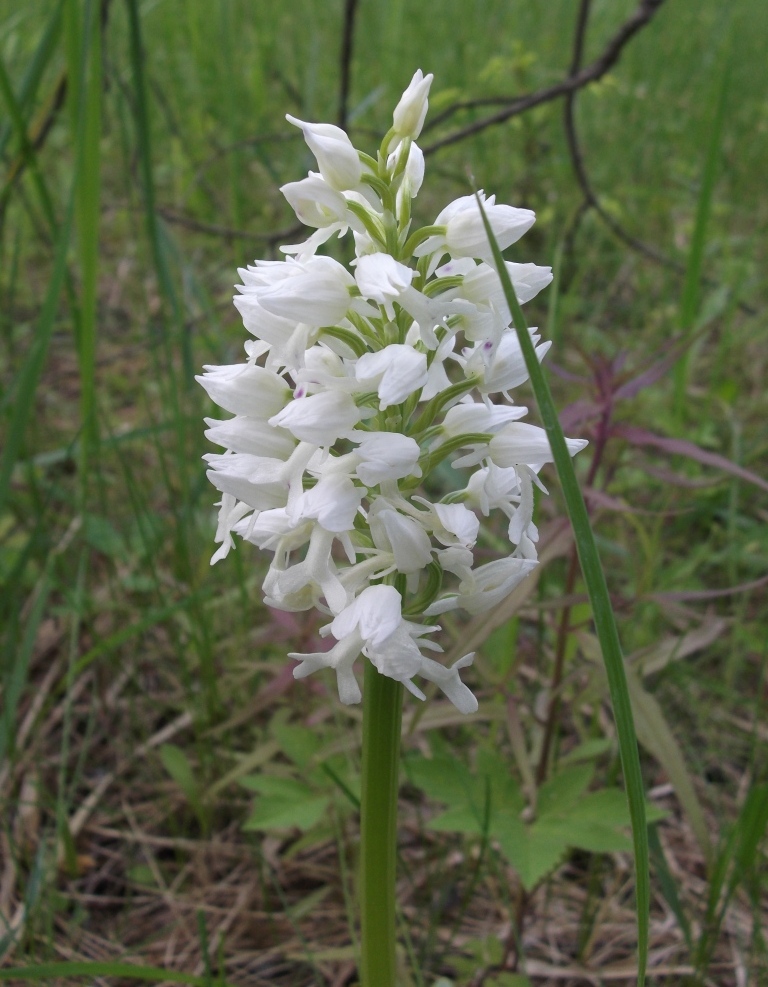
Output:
[243, 794, 329, 832]
[559, 738, 613, 765]
[271, 720, 320, 769]
[239, 774, 311, 800]
[159, 744, 199, 805]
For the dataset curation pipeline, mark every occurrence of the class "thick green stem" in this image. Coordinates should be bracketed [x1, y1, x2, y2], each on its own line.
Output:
[360, 663, 403, 987]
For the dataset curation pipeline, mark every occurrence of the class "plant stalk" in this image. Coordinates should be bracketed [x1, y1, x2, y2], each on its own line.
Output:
[360, 662, 403, 987]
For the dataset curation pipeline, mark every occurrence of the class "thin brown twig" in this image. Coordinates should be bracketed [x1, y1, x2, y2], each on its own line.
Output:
[157, 206, 302, 246]
[422, 0, 668, 154]
[560, 0, 675, 270]
[559, 4, 758, 318]
[337, 0, 361, 131]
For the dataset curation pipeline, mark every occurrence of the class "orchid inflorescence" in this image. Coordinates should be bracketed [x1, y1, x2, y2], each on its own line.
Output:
[198, 70, 587, 715]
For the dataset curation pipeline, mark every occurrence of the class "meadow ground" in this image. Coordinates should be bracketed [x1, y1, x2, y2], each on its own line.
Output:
[0, 1, 766, 984]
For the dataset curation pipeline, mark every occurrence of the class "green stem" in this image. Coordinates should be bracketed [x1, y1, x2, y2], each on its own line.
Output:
[360, 663, 403, 987]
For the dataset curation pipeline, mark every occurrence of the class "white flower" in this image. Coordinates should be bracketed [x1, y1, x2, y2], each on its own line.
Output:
[459, 260, 553, 310]
[331, 584, 403, 648]
[431, 502, 480, 549]
[489, 422, 588, 469]
[466, 328, 552, 395]
[200, 71, 589, 713]
[415, 191, 535, 268]
[399, 141, 425, 198]
[204, 416, 295, 459]
[427, 556, 538, 616]
[256, 256, 355, 327]
[264, 525, 348, 613]
[442, 400, 527, 437]
[370, 505, 433, 574]
[288, 473, 364, 533]
[354, 253, 414, 308]
[286, 115, 363, 191]
[291, 585, 477, 710]
[280, 171, 349, 228]
[269, 390, 362, 445]
[196, 364, 289, 419]
[355, 344, 428, 409]
[204, 442, 317, 513]
[353, 432, 422, 486]
[418, 653, 478, 714]
[392, 69, 433, 141]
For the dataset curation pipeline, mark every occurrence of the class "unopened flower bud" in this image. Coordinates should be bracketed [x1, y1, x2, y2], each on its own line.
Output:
[286, 115, 363, 191]
[392, 69, 434, 140]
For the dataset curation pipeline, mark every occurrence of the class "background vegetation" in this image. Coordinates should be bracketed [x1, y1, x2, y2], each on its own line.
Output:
[0, 0, 766, 984]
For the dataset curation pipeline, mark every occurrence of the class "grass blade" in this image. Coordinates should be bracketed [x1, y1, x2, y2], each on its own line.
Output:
[0, 148, 75, 517]
[0, 0, 63, 162]
[477, 193, 650, 987]
[0, 962, 212, 985]
[64, 0, 102, 481]
[672, 47, 731, 417]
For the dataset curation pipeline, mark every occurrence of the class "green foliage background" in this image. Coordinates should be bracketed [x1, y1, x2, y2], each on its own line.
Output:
[0, 0, 766, 983]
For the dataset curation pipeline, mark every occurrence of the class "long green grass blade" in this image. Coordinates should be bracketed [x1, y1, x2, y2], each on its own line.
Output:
[0, 55, 58, 230]
[124, 0, 184, 350]
[0, 962, 212, 985]
[0, 574, 50, 765]
[0, 0, 63, 161]
[673, 48, 731, 417]
[0, 158, 76, 517]
[65, 0, 102, 480]
[477, 194, 650, 987]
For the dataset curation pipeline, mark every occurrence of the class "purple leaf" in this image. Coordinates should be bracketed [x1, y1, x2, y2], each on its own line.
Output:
[614, 425, 768, 495]
[648, 572, 768, 603]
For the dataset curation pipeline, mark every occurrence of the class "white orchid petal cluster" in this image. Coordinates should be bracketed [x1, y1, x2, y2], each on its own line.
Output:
[198, 71, 587, 715]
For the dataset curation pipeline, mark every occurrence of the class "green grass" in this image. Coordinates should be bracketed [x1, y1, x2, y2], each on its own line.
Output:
[0, 1, 766, 984]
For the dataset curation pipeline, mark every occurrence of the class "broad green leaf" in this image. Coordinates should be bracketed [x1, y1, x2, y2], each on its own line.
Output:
[428, 805, 486, 835]
[272, 720, 321, 769]
[568, 788, 635, 828]
[475, 749, 524, 813]
[560, 738, 613, 765]
[239, 774, 312, 800]
[547, 819, 632, 854]
[243, 794, 329, 832]
[406, 754, 475, 806]
[496, 825, 568, 891]
[537, 764, 594, 817]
